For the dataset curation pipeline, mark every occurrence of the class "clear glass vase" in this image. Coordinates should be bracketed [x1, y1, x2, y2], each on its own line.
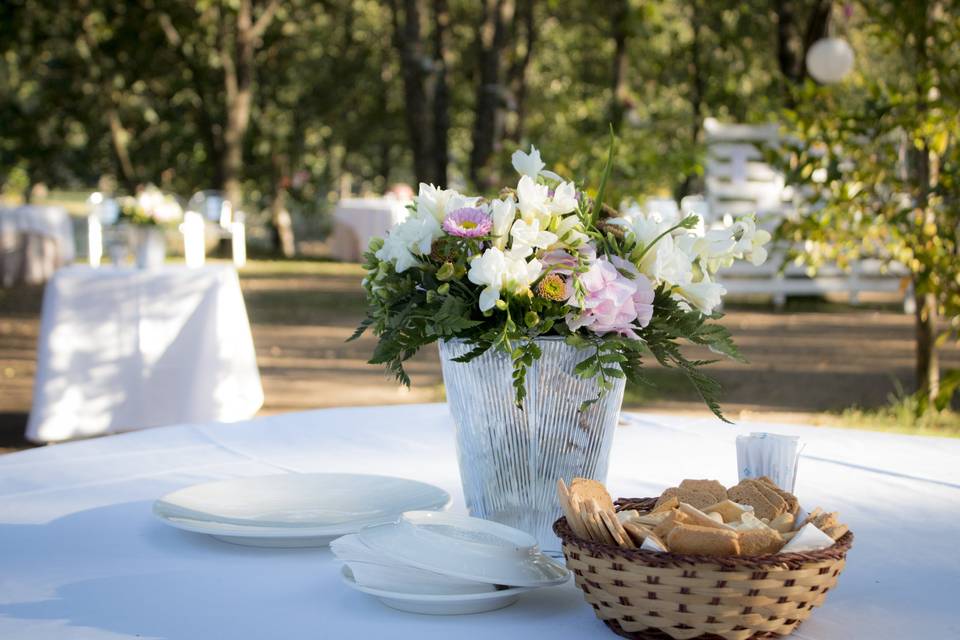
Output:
[439, 337, 625, 554]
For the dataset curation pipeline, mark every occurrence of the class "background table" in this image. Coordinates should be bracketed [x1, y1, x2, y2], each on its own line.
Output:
[26, 265, 263, 443]
[329, 198, 409, 261]
[1, 404, 958, 639]
[0, 205, 75, 286]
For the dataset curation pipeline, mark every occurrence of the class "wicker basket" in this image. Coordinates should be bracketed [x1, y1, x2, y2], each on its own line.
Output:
[553, 498, 853, 640]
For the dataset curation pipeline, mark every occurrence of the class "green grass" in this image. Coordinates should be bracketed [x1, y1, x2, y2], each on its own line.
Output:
[816, 395, 960, 438]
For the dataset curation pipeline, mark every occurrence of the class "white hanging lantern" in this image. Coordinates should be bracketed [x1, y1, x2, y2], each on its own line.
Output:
[805, 37, 855, 84]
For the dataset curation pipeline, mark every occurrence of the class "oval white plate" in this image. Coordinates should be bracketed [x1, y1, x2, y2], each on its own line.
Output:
[357, 511, 569, 588]
[153, 474, 450, 545]
[340, 566, 527, 615]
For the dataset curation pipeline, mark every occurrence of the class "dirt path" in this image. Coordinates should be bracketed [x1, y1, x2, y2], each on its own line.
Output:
[1, 260, 957, 451]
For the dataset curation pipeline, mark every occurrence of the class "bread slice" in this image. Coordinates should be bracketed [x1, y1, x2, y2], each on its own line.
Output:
[747, 480, 788, 517]
[727, 482, 780, 521]
[738, 527, 784, 555]
[755, 477, 800, 515]
[679, 479, 727, 503]
[667, 523, 740, 556]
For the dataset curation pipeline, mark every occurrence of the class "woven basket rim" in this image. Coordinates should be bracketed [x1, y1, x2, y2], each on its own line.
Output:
[553, 496, 854, 570]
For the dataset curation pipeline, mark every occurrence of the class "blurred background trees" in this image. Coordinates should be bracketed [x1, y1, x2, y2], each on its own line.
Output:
[1, 1, 957, 404]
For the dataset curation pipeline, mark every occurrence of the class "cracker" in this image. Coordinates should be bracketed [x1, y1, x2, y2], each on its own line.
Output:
[570, 477, 615, 513]
[727, 481, 780, 521]
[652, 495, 679, 513]
[707, 511, 724, 523]
[677, 502, 736, 531]
[704, 499, 754, 523]
[679, 479, 727, 503]
[781, 529, 798, 542]
[633, 511, 671, 527]
[578, 499, 612, 544]
[652, 509, 689, 540]
[738, 527, 784, 555]
[769, 512, 795, 534]
[596, 504, 634, 549]
[813, 511, 839, 531]
[556, 478, 590, 539]
[654, 488, 679, 511]
[824, 524, 849, 540]
[623, 522, 653, 546]
[615, 510, 640, 524]
[667, 523, 740, 557]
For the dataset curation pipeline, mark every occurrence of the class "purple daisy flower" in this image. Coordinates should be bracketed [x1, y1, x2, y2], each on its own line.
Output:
[442, 207, 493, 238]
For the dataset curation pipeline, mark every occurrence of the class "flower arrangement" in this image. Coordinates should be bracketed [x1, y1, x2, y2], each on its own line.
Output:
[353, 141, 770, 419]
[117, 185, 183, 226]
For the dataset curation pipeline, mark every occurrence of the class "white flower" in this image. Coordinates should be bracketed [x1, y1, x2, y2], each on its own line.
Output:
[489, 198, 517, 250]
[729, 218, 772, 266]
[468, 247, 542, 311]
[555, 213, 588, 247]
[508, 218, 557, 258]
[516, 175, 552, 226]
[511, 145, 546, 178]
[612, 212, 693, 286]
[375, 214, 442, 272]
[675, 274, 726, 315]
[548, 181, 578, 214]
[415, 183, 479, 223]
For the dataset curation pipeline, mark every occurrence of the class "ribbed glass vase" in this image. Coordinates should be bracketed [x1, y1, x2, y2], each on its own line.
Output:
[439, 337, 625, 554]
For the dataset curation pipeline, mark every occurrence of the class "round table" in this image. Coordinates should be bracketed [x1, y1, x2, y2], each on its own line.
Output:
[1, 404, 957, 639]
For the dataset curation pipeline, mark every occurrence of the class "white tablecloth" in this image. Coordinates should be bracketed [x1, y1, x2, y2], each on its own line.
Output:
[330, 198, 409, 261]
[0, 205, 75, 285]
[1, 404, 957, 639]
[25, 265, 263, 443]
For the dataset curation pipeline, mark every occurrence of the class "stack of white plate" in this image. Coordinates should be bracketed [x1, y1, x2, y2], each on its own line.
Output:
[333, 511, 569, 615]
[153, 473, 451, 547]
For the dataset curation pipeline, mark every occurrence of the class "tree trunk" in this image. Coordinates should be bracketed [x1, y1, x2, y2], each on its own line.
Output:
[390, 0, 432, 185]
[678, 1, 703, 199]
[505, 0, 536, 143]
[107, 108, 137, 193]
[220, 0, 279, 209]
[914, 288, 940, 403]
[430, 0, 450, 187]
[609, 0, 630, 132]
[469, 0, 514, 189]
[389, 0, 451, 187]
[776, 0, 832, 97]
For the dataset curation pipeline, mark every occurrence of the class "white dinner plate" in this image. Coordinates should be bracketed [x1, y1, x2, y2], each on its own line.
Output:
[340, 566, 528, 615]
[153, 473, 450, 546]
[357, 511, 569, 588]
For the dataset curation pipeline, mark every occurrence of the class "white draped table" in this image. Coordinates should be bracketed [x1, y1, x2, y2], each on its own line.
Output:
[1, 404, 958, 639]
[26, 265, 263, 443]
[330, 198, 409, 261]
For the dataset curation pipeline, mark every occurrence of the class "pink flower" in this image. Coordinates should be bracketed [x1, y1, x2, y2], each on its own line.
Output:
[566, 255, 654, 339]
[442, 207, 492, 238]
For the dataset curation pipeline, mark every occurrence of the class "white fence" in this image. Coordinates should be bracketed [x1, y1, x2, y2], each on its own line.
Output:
[702, 118, 910, 310]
